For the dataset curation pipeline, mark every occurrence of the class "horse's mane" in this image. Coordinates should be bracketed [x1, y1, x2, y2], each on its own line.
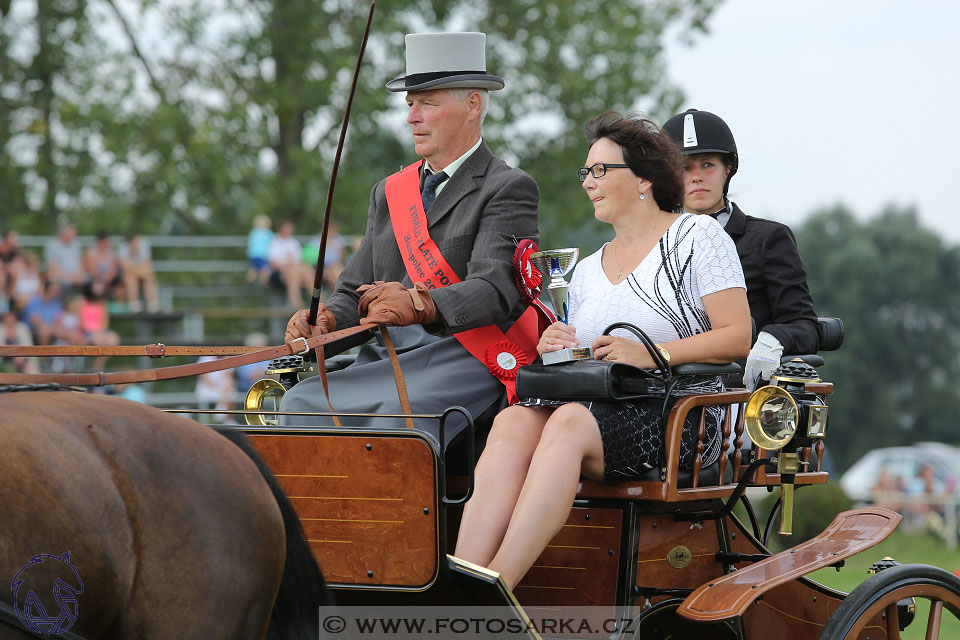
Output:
[213, 426, 334, 640]
[0, 383, 70, 394]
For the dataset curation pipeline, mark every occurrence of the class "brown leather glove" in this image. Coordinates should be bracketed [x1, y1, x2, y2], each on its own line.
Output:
[284, 305, 336, 342]
[358, 281, 437, 327]
[355, 280, 387, 297]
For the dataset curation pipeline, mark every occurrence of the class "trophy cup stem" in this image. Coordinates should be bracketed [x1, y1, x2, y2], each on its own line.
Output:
[548, 282, 570, 324]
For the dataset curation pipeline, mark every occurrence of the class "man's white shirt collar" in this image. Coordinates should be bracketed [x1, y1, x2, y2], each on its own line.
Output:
[424, 137, 482, 197]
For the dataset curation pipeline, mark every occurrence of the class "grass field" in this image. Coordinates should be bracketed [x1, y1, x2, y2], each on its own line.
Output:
[808, 530, 960, 638]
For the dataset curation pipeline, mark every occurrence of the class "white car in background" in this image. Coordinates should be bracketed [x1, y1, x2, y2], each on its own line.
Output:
[839, 442, 960, 502]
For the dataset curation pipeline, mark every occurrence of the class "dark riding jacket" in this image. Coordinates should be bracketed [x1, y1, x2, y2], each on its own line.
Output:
[722, 203, 820, 355]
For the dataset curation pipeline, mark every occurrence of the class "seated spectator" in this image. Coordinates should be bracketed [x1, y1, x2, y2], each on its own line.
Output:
[196, 356, 236, 422]
[871, 468, 904, 511]
[0, 309, 40, 374]
[247, 214, 274, 285]
[119, 235, 159, 312]
[235, 332, 270, 393]
[80, 281, 121, 371]
[11, 252, 43, 310]
[267, 220, 313, 308]
[302, 220, 347, 293]
[85, 231, 122, 299]
[903, 464, 950, 536]
[0, 230, 24, 296]
[23, 279, 65, 346]
[58, 295, 90, 345]
[44, 224, 87, 291]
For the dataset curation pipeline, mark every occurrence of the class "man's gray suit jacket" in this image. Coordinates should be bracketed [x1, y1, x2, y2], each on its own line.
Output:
[325, 141, 540, 349]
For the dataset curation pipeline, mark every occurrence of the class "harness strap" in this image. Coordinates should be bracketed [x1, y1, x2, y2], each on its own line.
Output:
[313, 341, 342, 427]
[380, 325, 415, 429]
[0, 324, 376, 386]
[0, 344, 267, 358]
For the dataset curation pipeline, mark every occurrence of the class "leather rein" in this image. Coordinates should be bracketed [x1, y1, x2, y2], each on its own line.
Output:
[0, 324, 376, 387]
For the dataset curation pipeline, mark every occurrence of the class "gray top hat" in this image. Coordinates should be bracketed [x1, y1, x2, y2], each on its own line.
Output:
[386, 32, 505, 93]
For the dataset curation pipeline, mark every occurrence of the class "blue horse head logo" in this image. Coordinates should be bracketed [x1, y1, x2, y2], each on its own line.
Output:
[11, 552, 84, 634]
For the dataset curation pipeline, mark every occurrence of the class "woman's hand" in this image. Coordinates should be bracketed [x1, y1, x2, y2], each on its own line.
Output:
[537, 322, 579, 355]
[592, 335, 656, 368]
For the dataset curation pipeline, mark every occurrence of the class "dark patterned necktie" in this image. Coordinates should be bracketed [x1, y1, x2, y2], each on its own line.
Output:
[421, 171, 449, 212]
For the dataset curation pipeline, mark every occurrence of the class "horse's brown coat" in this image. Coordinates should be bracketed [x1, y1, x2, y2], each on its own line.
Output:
[0, 391, 286, 639]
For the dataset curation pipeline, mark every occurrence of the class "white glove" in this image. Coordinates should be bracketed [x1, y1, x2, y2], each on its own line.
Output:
[743, 331, 784, 390]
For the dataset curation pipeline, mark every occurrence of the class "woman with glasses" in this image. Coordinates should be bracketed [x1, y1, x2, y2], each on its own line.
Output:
[454, 112, 751, 590]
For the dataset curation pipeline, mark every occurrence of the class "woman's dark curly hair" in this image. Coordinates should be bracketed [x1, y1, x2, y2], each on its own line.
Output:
[584, 111, 685, 212]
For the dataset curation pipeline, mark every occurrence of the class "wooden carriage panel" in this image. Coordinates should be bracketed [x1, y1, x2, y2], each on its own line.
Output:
[740, 579, 848, 640]
[634, 515, 726, 607]
[250, 432, 438, 588]
[515, 507, 622, 607]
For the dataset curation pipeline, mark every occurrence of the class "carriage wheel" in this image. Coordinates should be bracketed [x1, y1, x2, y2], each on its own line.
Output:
[627, 599, 739, 640]
[818, 564, 960, 640]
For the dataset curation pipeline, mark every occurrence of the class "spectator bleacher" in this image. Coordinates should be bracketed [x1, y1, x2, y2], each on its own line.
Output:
[17, 234, 352, 344]
[4, 232, 356, 414]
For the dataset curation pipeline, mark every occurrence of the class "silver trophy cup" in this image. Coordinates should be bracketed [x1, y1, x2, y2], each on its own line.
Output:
[529, 248, 592, 364]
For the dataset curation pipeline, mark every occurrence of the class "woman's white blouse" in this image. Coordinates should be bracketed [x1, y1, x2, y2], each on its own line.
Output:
[567, 213, 745, 347]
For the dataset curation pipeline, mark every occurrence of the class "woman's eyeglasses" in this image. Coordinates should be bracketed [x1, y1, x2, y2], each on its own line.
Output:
[578, 163, 631, 182]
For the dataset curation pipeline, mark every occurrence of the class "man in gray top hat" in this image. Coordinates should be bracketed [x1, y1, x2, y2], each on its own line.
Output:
[282, 32, 541, 439]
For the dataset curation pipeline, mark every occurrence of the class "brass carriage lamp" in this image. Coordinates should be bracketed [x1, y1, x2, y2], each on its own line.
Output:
[244, 356, 310, 426]
[744, 359, 828, 535]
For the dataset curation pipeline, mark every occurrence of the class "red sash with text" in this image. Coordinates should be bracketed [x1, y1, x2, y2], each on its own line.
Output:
[385, 159, 539, 404]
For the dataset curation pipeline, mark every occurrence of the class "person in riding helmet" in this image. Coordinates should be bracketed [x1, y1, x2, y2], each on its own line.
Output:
[663, 109, 820, 387]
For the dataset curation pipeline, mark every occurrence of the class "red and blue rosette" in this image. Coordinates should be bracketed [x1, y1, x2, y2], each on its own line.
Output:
[485, 340, 530, 380]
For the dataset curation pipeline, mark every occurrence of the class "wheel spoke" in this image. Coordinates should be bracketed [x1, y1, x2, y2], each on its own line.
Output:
[884, 602, 901, 640]
[820, 564, 960, 640]
[924, 600, 943, 640]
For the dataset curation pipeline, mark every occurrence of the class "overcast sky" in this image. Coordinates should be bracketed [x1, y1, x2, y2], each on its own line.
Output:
[663, 0, 960, 245]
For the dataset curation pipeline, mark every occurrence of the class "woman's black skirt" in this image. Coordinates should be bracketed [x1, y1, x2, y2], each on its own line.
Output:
[517, 375, 723, 482]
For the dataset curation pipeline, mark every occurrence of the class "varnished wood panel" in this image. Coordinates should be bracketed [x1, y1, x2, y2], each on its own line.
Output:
[250, 433, 437, 587]
[741, 579, 848, 640]
[515, 507, 622, 608]
[681, 509, 901, 621]
[726, 516, 889, 639]
[634, 515, 726, 607]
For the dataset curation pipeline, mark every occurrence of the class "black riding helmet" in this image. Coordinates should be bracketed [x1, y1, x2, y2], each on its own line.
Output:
[663, 109, 738, 194]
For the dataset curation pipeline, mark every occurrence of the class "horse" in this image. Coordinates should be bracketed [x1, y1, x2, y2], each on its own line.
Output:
[0, 387, 331, 640]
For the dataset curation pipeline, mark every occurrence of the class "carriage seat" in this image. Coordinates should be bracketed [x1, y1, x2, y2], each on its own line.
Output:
[575, 361, 752, 502]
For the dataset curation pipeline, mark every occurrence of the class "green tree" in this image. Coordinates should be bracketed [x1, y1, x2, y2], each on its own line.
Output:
[0, 0, 93, 232]
[795, 205, 960, 470]
[1, 0, 721, 240]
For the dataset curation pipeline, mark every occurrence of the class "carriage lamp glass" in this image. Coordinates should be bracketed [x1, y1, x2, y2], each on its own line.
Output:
[744, 385, 799, 451]
[244, 378, 286, 426]
[806, 404, 829, 438]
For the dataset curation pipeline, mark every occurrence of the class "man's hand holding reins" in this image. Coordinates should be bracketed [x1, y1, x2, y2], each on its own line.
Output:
[358, 281, 437, 327]
[285, 305, 336, 342]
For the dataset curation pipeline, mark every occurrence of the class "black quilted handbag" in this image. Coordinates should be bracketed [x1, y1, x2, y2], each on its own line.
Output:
[515, 322, 672, 401]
